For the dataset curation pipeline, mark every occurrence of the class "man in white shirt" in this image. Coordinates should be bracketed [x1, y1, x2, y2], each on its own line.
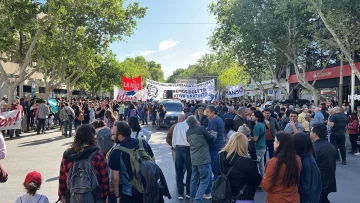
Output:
[172, 113, 192, 200]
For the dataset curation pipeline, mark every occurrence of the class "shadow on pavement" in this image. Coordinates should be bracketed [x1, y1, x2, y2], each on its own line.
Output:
[17, 136, 66, 147]
[46, 176, 59, 182]
[4, 129, 60, 141]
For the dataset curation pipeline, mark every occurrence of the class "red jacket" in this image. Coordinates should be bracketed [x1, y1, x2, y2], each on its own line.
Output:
[347, 119, 359, 135]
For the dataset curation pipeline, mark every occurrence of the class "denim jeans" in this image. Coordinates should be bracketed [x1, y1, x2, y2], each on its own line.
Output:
[190, 163, 211, 203]
[36, 118, 46, 133]
[175, 146, 192, 196]
[265, 140, 274, 163]
[205, 150, 219, 194]
[63, 120, 73, 137]
[256, 149, 266, 177]
[74, 119, 82, 130]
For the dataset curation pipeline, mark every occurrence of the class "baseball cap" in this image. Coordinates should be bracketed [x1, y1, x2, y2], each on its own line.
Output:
[24, 171, 42, 185]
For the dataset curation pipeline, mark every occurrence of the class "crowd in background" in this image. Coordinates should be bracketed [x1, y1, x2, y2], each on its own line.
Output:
[0, 95, 358, 203]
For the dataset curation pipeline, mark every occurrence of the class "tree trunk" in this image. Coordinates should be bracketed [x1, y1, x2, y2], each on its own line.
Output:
[7, 84, 16, 104]
[44, 85, 52, 101]
[339, 54, 344, 106]
[266, 60, 289, 99]
[312, 87, 319, 106]
[66, 84, 72, 101]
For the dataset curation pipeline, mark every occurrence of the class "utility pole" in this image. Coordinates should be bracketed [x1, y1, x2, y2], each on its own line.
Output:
[339, 53, 343, 107]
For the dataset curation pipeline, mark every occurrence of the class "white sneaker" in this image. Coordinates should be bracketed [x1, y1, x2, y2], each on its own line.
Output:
[354, 152, 360, 156]
[178, 196, 184, 200]
[203, 193, 212, 199]
[186, 194, 190, 199]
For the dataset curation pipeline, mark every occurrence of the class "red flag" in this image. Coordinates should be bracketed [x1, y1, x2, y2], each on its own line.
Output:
[122, 75, 142, 91]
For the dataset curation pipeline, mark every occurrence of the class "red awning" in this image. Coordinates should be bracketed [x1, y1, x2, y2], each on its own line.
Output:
[288, 62, 360, 84]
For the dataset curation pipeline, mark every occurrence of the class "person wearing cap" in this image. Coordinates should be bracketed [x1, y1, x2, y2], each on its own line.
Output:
[14, 171, 50, 203]
[186, 115, 216, 203]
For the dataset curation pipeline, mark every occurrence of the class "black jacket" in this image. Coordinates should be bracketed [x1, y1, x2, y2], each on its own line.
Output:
[216, 152, 261, 201]
[196, 115, 209, 128]
[313, 139, 337, 193]
[139, 161, 171, 203]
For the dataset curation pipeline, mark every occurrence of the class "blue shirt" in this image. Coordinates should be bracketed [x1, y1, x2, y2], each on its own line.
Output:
[222, 112, 235, 120]
[108, 137, 154, 196]
[314, 112, 324, 123]
[207, 115, 225, 151]
[253, 122, 266, 150]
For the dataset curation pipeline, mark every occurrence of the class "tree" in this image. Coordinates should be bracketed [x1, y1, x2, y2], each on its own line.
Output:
[309, 0, 360, 79]
[36, 0, 147, 99]
[76, 51, 121, 96]
[209, 0, 337, 104]
[148, 61, 165, 82]
[166, 68, 186, 83]
[179, 53, 249, 89]
[0, 0, 53, 102]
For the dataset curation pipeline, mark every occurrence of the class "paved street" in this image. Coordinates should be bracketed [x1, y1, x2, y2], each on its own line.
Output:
[0, 126, 359, 203]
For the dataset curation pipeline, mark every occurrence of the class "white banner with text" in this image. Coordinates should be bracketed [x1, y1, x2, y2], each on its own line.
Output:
[0, 110, 22, 130]
[225, 84, 245, 98]
[146, 79, 215, 100]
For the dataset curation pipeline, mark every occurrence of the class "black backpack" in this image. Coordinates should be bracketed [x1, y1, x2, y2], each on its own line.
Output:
[66, 150, 101, 203]
[212, 153, 247, 203]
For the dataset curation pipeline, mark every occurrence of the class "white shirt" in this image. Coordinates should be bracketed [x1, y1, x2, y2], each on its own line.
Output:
[172, 121, 189, 147]
[227, 130, 236, 139]
[14, 194, 49, 203]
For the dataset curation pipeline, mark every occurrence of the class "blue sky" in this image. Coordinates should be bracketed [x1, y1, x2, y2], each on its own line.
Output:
[110, 0, 216, 79]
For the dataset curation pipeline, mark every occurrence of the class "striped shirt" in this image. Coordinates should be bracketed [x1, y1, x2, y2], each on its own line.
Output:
[36, 103, 49, 119]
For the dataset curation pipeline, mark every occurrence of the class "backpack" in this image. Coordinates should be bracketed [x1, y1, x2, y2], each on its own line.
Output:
[97, 128, 113, 155]
[66, 150, 101, 203]
[114, 138, 152, 193]
[212, 153, 246, 203]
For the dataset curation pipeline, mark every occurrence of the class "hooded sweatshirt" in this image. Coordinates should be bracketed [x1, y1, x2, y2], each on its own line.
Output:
[216, 151, 262, 201]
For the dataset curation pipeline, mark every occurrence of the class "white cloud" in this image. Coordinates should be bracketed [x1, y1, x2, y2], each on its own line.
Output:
[159, 40, 179, 51]
[140, 50, 156, 56]
[164, 53, 177, 59]
[191, 50, 207, 59]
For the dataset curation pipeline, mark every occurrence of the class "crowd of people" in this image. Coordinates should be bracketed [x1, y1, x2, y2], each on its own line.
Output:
[165, 99, 356, 203]
[0, 96, 357, 203]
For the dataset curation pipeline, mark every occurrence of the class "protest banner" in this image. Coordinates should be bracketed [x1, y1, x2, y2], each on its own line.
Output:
[146, 79, 215, 100]
[225, 84, 244, 98]
[122, 75, 142, 91]
[0, 110, 21, 130]
[113, 86, 138, 102]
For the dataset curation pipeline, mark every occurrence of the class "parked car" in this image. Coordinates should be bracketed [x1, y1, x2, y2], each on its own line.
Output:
[157, 100, 184, 129]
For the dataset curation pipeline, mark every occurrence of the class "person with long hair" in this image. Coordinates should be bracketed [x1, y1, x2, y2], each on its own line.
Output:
[128, 116, 152, 142]
[15, 171, 49, 203]
[261, 132, 302, 203]
[217, 132, 262, 203]
[347, 112, 359, 155]
[293, 132, 322, 203]
[104, 110, 116, 128]
[250, 110, 266, 177]
[58, 125, 109, 202]
[82, 103, 91, 125]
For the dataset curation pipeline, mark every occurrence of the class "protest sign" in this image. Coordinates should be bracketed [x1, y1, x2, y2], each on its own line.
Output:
[114, 86, 138, 102]
[146, 79, 215, 100]
[225, 84, 244, 98]
[122, 75, 142, 91]
[0, 110, 21, 130]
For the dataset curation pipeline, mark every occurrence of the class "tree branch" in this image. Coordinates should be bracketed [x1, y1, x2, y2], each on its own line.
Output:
[0, 61, 10, 85]
[311, 48, 335, 86]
